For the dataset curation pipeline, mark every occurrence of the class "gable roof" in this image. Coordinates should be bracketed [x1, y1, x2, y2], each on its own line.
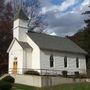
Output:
[27, 32, 87, 55]
[18, 41, 31, 49]
[14, 9, 29, 20]
[7, 38, 31, 52]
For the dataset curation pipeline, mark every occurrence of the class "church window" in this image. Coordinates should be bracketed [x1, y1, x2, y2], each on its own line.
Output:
[64, 56, 67, 67]
[76, 57, 79, 68]
[50, 54, 54, 67]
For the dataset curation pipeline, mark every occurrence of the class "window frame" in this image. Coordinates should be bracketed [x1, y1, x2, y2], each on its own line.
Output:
[64, 56, 67, 68]
[76, 57, 79, 68]
[50, 54, 54, 67]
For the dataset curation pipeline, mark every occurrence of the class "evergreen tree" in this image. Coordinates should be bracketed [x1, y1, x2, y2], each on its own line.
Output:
[83, 6, 90, 55]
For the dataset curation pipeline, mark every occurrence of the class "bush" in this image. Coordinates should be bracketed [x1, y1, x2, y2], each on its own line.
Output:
[1, 75, 15, 84]
[24, 70, 40, 75]
[62, 71, 67, 77]
[0, 80, 12, 90]
[79, 74, 87, 79]
[74, 72, 79, 78]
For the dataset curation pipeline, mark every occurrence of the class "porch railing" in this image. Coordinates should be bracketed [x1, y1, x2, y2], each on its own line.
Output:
[9, 68, 86, 77]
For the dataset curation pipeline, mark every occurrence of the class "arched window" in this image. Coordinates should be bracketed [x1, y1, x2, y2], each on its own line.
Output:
[64, 56, 67, 67]
[50, 54, 54, 67]
[76, 57, 79, 68]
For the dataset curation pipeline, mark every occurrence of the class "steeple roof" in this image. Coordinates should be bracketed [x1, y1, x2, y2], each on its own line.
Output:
[14, 9, 29, 20]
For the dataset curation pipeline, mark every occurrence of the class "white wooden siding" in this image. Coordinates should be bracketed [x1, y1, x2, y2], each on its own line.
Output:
[9, 40, 23, 74]
[13, 19, 28, 41]
[26, 35, 40, 69]
[40, 50, 86, 75]
[26, 48, 32, 69]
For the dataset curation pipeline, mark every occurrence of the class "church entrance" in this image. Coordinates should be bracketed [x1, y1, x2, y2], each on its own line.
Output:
[13, 60, 17, 74]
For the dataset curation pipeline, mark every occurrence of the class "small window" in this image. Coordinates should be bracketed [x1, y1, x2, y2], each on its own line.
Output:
[50, 54, 54, 67]
[76, 57, 79, 68]
[14, 57, 17, 60]
[64, 56, 67, 67]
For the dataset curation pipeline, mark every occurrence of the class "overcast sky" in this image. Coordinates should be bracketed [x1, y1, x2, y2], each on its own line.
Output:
[40, 0, 90, 36]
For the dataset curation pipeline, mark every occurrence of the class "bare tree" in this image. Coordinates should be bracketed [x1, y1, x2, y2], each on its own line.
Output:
[10, 0, 47, 33]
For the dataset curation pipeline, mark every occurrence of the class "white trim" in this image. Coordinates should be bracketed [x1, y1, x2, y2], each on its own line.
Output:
[7, 38, 17, 53]
[7, 38, 23, 53]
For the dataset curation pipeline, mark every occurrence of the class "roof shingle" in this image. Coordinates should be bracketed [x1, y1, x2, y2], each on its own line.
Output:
[18, 41, 31, 49]
[27, 32, 87, 54]
[14, 9, 29, 20]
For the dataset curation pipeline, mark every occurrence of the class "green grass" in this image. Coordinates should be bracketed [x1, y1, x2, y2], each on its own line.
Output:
[12, 84, 39, 90]
[52, 83, 90, 90]
[12, 83, 90, 90]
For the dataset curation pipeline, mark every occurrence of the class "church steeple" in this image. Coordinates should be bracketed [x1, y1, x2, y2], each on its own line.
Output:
[13, 9, 28, 41]
[14, 9, 29, 20]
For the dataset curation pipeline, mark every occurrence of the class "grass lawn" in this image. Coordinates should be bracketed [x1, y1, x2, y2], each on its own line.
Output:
[12, 83, 90, 90]
[12, 84, 39, 90]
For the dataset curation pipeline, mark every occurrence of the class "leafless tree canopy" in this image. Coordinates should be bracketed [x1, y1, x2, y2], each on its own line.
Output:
[10, 0, 47, 33]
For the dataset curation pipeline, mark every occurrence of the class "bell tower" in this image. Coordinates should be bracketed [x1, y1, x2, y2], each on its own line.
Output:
[13, 9, 29, 41]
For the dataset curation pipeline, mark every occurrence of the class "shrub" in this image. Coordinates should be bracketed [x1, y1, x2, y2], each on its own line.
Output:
[74, 71, 79, 78]
[1, 75, 15, 84]
[24, 70, 40, 75]
[79, 74, 87, 79]
[0, 80, 12, 90]
[62, 71, 67, 77]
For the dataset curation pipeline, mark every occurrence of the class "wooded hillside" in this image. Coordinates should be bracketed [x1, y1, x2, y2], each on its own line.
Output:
[69, 6, 90, 72]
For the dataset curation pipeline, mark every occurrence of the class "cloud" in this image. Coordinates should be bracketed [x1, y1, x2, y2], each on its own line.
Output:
[41, 0, 89, 36]
[50, 32, 57, 36]
[5, 0, 90, 36]
[46, 12, 86, 36]
[59, 0, 76, 11]
[81, 0, 90, 6]
[41, 0, 76, 14]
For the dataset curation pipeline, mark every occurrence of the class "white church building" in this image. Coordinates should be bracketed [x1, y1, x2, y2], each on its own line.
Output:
[7, 9, 87, 76]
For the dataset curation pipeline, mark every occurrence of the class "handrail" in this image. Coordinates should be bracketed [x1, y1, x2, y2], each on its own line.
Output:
[9, 68, 86, 76]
